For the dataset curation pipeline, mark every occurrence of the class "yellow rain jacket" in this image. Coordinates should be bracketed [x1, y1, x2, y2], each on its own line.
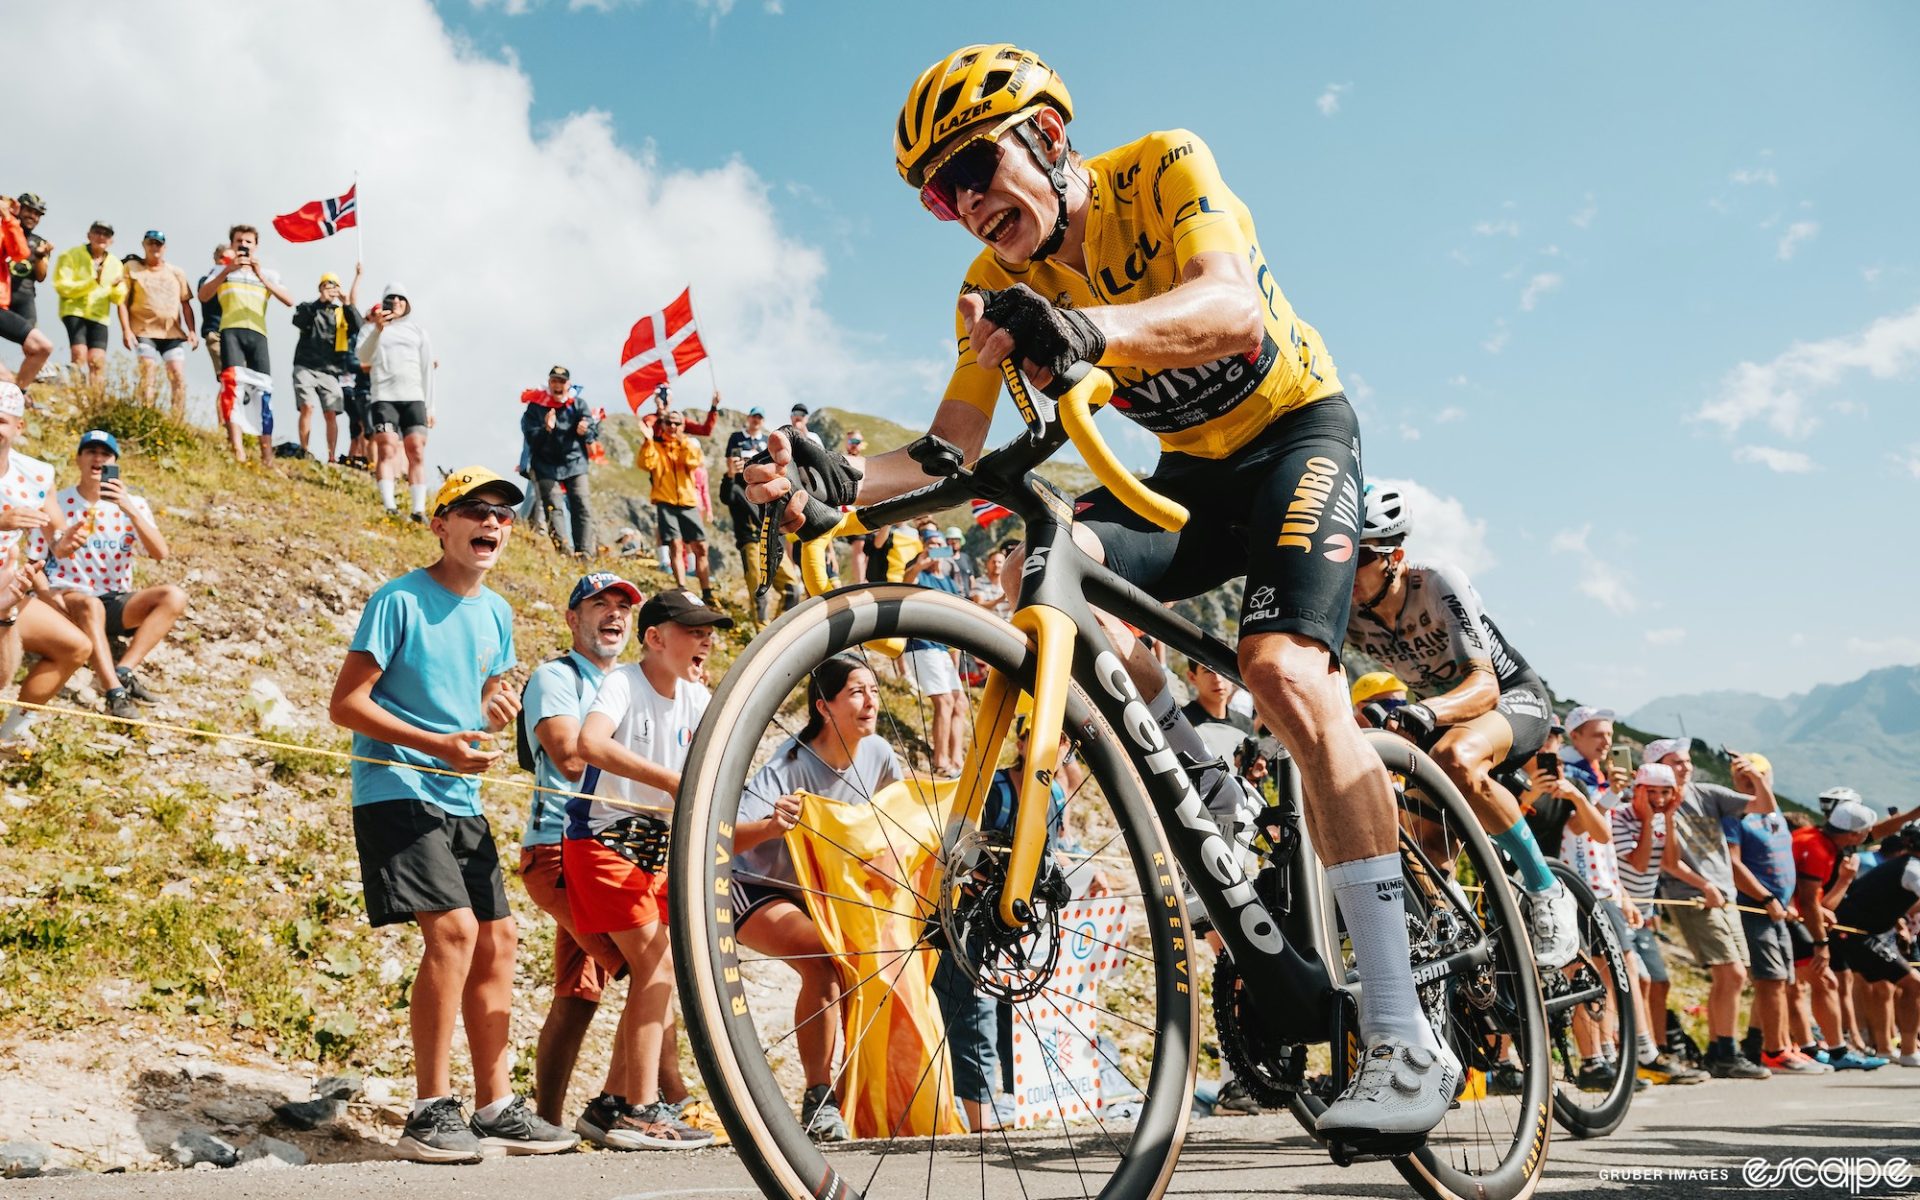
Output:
[52, 245, 126, 323]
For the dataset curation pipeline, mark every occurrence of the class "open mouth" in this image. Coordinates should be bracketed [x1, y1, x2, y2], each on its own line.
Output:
[980, 208, 1017, 245]
[597, 619, 625, 639]
[690, 651, 708, 674]
[470, 534, 501, 554]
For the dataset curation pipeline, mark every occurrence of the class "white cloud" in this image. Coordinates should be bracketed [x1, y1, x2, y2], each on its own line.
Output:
[1777, 220, 1819, 260]
[1643, 628, 1687, 647]
[1482, 320, 1510, 354]
[1891, 445, 1920, 479]
[1732, 445, 1816, 473]
[1696, 304, 1920, 439]
[11, 1, 936, 480]
[1434, 406, 1465, 423]
[1731, 166, 1779, 187]
[1569, 194, 1597, 229]
[1863, 265, 1883, 283]
[1345, 370, 1374, 406]
[1474, 219, 1520, 238]
[1316, 83, 1350, 117]
[1398, 423, 1422, 441]
[1448, 374, 1469, 387]
[1844, 635, 1920, 661]
[1372, 479, 1495, 575]
[1519, 272, 1562, 311]
[1550, 524, 1638, 614]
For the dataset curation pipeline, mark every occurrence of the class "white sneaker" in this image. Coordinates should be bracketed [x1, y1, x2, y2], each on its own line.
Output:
[0, 708, 36, 745]
[1317, 1036, 1462, 1139]
[1895, 1053, 1920, 1068]
[1524, 881, 1579, 970]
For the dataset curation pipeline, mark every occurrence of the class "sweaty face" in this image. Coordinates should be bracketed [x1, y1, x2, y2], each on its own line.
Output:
[952, 127, 1058, 265]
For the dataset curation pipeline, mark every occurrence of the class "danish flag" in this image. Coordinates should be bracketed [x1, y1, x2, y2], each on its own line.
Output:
[620, 287, 709, 409]
[271, 185, 358, 243]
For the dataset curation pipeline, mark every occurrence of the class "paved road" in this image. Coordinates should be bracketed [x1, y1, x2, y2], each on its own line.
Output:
[12, 1069, 1916, 1199]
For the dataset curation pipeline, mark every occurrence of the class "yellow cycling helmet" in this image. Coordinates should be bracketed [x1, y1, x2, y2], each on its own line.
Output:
[1350, 671, 1406, 706]
[895, 43, 1074, 188]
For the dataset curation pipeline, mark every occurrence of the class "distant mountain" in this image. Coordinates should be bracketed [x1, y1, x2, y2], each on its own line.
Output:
[1628, 664, 1920, 811]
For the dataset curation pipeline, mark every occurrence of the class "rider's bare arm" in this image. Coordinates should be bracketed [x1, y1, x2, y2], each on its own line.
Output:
[744, 398, 991, 528]
[1422, 663, 1500, 727]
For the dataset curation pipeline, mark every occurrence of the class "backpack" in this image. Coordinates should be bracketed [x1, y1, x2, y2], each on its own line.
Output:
[515, 654, 587, 772]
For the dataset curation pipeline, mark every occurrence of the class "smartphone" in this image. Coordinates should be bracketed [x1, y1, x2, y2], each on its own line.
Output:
[99, 465, 120, 484]
[1609, 745, 1635, 774]
[380, 296, 395, 314]
[1534, 751, 1562, 779]
[928, 545, 953, 560]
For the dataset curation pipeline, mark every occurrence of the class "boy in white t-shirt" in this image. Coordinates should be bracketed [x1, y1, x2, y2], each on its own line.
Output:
[570, 588, 732, 1150]
[46, 429, 189, 720]
[0, 382, 91, 745]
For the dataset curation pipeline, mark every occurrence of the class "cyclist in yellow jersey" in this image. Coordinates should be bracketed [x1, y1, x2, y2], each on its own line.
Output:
[749, 44, 1457, 1139]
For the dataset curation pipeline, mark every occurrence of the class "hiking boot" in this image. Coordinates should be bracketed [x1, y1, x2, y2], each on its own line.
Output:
[1761, 1048, 1829, 1074]
[396, 1097, 484, 1164]
[801, 1085, 850, 1143]
[1572, 1061, 1617, 1091]
[1636, 1052, 1708, 1085]
[1705, 1050, 1772, 1080]
[1214, 1077, 1262, 1115]
[470, 1095, 578, 1155]
[1485, 1065, 1526, 1095]
[1523, 881, 1579, 970]
[1317, 1037, 1462, 1139]
[105, 689, 139, 721]
[116, 667, 160, 704]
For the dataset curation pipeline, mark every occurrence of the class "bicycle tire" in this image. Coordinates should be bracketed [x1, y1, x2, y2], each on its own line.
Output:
[1287, 734, 1554, 1200]
[672, 584, 1197, 1200]
[1544, 861, 1636, 1139]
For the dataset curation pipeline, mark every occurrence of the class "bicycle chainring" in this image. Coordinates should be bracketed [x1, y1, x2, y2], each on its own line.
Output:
[1209, 955, 1307, 1107]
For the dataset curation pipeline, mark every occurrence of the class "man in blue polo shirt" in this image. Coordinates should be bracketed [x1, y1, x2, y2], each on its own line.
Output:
[1727, 753, 1819, 1072]
[518, 572, 640, 1126]
[330, 465, 575, 1163]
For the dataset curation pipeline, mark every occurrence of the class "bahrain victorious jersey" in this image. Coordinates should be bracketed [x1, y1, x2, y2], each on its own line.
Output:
[950, 130, 1344, 460]
[1343, 558, 1538, 693]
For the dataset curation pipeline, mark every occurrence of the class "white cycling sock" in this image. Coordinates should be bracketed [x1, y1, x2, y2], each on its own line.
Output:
[1637, 1030, 1660, 1064]
[1148, 686, 1212, 762]
[409, 484, 428, 515]
[411, 1095, 451, 1117]
[1328, 852, 1442, 1053]
[379, 478, 396, 509]
[473, 1095, 512, 1123]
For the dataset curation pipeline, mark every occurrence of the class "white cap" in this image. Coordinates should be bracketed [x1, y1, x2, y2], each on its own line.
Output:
[1644, 737, 1689, 765]
[1633, 763, 1676, 789]
[381, 281, 408, 299]
[1828, 800, 1875, 833]
[945, 526, 964, 541]
[0, 382, 23, 418]
[1564, 705, 1615, 734]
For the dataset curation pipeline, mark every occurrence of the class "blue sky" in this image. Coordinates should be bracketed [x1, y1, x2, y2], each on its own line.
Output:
[17, 1, 1917, 712]
[438, 0, 1919, 710]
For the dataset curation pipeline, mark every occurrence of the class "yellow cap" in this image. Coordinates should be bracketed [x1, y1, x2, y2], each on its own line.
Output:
[1350, 671, 1406, 706]
[431, 466, 524, 515]
[1743, 752, 1772, 776]
[319, 272, 342, 286]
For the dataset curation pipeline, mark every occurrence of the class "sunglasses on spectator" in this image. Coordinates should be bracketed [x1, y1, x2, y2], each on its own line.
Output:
[441, 500, 517, 523]
[920, 127, 1019, 221]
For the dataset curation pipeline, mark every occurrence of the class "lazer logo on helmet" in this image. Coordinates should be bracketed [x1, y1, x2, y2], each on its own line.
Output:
[935, 100, 995, 139]
[1276, 456, 1346, 551]
[1094, 651, 1283, 954]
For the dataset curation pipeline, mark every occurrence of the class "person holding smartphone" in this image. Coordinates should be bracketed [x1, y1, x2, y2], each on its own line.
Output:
[197, 224, 293, 467]
[0, 383, 91, 745]
[45, 429, 188, 720]
[358, 284, 436, 521]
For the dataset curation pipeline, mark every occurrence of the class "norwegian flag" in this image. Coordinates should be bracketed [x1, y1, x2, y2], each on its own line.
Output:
[272, 185, 358, 243]
[971, 498, 1015, 527]
[620, 287, 709, 409]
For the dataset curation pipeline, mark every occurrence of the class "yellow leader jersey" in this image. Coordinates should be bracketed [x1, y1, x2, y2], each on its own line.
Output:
[950, 130, 1342, 460]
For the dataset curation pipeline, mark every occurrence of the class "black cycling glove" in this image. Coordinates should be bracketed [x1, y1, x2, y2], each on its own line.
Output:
[1385, 701, 1439, 748]
[977, 283, 1106, 380]
[777, 430, 862, 540]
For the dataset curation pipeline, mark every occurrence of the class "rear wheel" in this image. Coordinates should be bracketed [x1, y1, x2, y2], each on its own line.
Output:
[672, 585, 1197, 1200]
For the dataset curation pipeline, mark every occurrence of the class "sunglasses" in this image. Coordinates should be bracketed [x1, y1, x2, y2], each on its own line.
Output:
[1358, 545, 1396, 565]
[920, 130, 1013, 221]
[441, 500, 517, 523]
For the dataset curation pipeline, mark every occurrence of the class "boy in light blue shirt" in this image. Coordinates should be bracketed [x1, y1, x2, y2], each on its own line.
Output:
[330, 466, 575, 1162]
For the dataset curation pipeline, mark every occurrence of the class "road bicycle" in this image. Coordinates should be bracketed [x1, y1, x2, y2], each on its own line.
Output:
[670, 364, 1553, 1200]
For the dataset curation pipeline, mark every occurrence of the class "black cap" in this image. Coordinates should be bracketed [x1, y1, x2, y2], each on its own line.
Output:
[638, 588, 734, 633]
[16, 193, 45, 214]
[548, 364, 570, 380]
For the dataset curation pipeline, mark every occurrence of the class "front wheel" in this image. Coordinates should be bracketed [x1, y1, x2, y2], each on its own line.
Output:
[672, 585, 1198, 1200]
[1544, 862, 1636, 1139]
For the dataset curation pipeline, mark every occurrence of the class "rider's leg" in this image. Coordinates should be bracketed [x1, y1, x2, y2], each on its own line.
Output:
[1430, 717, 1557, 896]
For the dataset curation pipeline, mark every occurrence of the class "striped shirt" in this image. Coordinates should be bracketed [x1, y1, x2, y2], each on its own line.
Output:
[1610, 808, 1668, 901]
[214, 264, 281, 336]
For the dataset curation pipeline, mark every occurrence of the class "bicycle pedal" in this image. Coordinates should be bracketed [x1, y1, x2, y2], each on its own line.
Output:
[1327, 1132, 1426, 1167]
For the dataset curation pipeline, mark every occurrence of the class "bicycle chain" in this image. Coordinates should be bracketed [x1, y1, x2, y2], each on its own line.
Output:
[1210, 955, 1307, 1108]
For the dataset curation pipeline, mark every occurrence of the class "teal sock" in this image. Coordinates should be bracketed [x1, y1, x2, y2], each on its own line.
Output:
[1491, 819, 1557, 893]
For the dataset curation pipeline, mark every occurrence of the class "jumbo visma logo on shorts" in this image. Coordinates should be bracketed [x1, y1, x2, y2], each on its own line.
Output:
[1275, 459, 1360, 557]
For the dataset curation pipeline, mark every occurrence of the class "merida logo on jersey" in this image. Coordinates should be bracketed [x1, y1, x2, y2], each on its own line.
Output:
[1275, 456, 1344, 551]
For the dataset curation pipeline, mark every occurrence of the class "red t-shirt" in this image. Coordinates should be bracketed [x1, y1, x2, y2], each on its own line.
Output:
[1791, 825, 1840, 892]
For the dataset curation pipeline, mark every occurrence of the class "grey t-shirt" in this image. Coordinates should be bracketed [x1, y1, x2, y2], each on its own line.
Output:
[734, 734, 902, 891]
[1658, 781, 1748, 901]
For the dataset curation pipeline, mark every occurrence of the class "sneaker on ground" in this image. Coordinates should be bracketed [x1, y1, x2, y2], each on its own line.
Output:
[801, 1085, 851, 1142]
[397, 1097, 484, 1164]
[1636, 1052, 1708, 1085]
[1827, 1048, 1885, 1071]
[1895, 1053, 1920, 1068]
[1705, 1052, 1772, 1080]
[1316, 1037, 1462, 1139]
[1632, 1073, 1650, 1092]
[470, 1095, 579, 1155]
[1572, 1061, 1617, 1091]
[116, 667, 160, 704]
[575, 1095, 714, 1150]
[1523, 881, 1579, 970]
[628, 1100, 716, 1148]
[1485, 1064, 1526, 1096]
[1213, 1078, 1262, 1115]
[410, 511, 426, 525]
[1760, 1049, 1828, 1074]
[105, 689, 139, 721]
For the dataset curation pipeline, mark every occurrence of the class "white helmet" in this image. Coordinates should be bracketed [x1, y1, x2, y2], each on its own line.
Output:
[1361, 483, 1411, 544]
[1818, 785, 1862, 815]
